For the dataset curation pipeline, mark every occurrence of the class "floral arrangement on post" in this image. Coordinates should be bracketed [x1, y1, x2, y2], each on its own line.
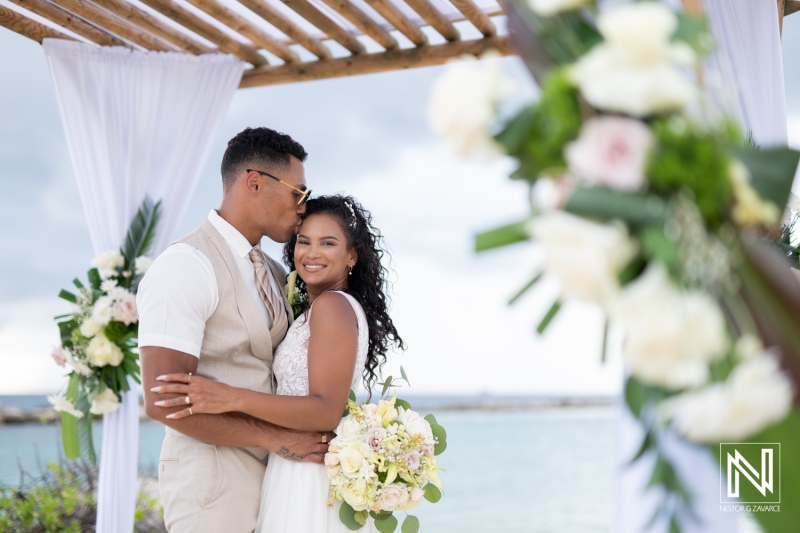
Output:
[49, 197, 162, 463]
[429, 1, 800, 531]
[327, 371, 447, 533]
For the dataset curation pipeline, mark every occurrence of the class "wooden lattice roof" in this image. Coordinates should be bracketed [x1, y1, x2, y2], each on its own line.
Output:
[0, 0, 511, 88]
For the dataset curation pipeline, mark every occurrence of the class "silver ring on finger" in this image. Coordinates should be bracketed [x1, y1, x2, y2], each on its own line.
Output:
[185, 395, 190, 405]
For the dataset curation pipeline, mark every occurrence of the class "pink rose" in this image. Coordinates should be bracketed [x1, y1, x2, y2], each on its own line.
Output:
[364, 427, 386, 451]
[51, 345, 67, 367]
[404, 450, 421, 471]
[421, 443, 435, 458]
[112, 295, 138, 325]
[564, 116, 653, 191]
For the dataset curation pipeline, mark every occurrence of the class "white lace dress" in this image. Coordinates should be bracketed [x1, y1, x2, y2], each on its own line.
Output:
[256, 291, 376, 533]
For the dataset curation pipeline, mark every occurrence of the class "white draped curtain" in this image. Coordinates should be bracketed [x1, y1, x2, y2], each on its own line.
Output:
[612, 1, 786, 531]
[43, 39, 243, 532]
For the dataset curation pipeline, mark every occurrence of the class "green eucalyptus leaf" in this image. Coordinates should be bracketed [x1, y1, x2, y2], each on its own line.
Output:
[424, 413, 438, 427]
[354, 511, 367, 526]
[423, 484, 442, 503]
[401, 515, 420, 533]
[395, 398, 412, 412]
[370, 510, 393, 520]
[381, 376, 393, 398]
[431, 423, 448, 455]
[475, 220, 530, 252]
[338, 501, 364, 531]
[400, 366, 410, 385]
[374, 513, 398, 533]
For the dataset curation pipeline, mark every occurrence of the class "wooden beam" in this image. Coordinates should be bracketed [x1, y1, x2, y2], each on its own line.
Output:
[405, 0, 459, 42]
[0, 4, 73, 42]
[280, 0, 365, 55]
[240, 35, 510, 88]
[779, 0, 785, 34]
[138, 0, 267, 66]
[788, 1, 800, 16]
[319, 0, 396, 50]
[362, 0, 427, 47]
[448, 0, 495, 37]
[185, 0, 299, 62]
[48, 0, 176, 51]
[7, 0, 126, 46]
[90, 0, 214, 54]
[236, 0, 330, 59]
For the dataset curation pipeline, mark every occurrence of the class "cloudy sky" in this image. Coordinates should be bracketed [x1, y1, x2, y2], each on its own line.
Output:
[1, 14, 799, 396]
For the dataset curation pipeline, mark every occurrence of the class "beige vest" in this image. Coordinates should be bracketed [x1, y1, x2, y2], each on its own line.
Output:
[165, 219, 293, 461]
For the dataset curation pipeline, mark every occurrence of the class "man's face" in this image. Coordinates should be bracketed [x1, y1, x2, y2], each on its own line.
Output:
[258, 155, 308, 243]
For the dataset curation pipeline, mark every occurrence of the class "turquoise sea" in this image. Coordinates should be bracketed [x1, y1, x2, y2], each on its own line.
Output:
[0, 402, 614, 532]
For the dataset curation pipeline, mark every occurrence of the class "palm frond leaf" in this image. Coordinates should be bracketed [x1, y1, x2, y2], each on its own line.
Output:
[122, 196, 163, 266]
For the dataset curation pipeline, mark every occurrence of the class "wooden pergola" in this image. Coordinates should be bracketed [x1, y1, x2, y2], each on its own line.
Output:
[0, 0, 511, 88]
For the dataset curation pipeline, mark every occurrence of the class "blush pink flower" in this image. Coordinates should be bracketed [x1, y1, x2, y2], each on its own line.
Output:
[112, 295, 138, 325]
[564, 116, 653, 191]
[51, 345, 67, 367]
[364, 426, 386, 451]
[404, 450, 421, 471]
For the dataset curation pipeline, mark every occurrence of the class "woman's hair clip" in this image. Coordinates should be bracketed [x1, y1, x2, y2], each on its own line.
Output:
[344, 202, 357, 228]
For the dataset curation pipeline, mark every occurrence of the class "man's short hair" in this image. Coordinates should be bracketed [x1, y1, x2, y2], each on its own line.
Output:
[221, 127, 308, 190]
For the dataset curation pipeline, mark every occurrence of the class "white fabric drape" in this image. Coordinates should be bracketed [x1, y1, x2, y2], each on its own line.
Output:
[612, 1, 786, 531]
[42, 39, 243, 533]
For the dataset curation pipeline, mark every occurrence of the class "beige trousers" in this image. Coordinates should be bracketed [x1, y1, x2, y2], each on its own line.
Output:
[159, 432, 266, 533]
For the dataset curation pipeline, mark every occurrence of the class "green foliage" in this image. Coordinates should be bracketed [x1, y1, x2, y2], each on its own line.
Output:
[423, 484, 442, 503]
[646, 119, 734, 226]
[0, 461, 164, 533]
[339, 501, 365, 530]
[401, 515, 420, 533]
[122, 196, 162, 270]
[495, 68, 582, 182]
[736, 147, 800, 211]
[508, 272, 544, 305]
[374, 513, 398, 533]
[564, 187, 670, 227]
[536, 299, 562, 334]
[638, 226, 681, 279]
[424, 414, 448, 455]
[475, 219, 530, 252]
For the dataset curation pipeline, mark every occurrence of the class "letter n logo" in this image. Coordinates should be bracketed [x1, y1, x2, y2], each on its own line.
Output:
[720, 443, 781, 504]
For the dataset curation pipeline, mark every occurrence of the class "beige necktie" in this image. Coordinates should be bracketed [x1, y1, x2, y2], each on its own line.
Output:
[249, 247, 288, 335]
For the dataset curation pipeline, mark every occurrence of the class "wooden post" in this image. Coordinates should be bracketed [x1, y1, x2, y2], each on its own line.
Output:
[138, 0, 268, 66]
[405, 0, 460, 42]
[48, 0, 178, 51]
[363, 0, 427, 47]
[240, 35, 510, 88]
[236, 0, 331, 59]
[6, 0, 127, 46]
[90, 0, 214, 55]
[0, 4, 73, 42]
[280, 0, 365, 55]
[319, 0, 398, 50]
[449, 0, 496, 37]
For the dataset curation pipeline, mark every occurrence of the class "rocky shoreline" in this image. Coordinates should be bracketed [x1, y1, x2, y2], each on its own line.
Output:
[0, 396, 617, 425]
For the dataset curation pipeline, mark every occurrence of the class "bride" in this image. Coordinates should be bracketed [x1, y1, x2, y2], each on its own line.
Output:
[153, 194, 404, 532]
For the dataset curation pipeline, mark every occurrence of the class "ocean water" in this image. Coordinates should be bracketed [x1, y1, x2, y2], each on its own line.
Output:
[0, 406, 614, 533]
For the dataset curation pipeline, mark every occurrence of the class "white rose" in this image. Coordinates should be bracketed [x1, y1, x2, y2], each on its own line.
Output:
[89, 388, 121, 415]
[91, 296, 114, 326]
[80, 318, 104, 339]
[337, 443, 367, 478]
[91, 250, 125, 279]
[339, 480, 370, 511]
[398, 407, 429, 438]
[662, 355, 793, 442]
[569, 3, 696, 116]
[326, 464, 342, 478]
[529, 211, 638, 305]
[527, 0, 590, 17]
[48, 395, 84, 418]
[335, 415, 362, 439]
[427, 53, 515, 160]
[86, 334, 124, 367]
[376, 483, 409, 512]
[610, 264, 727, 389]
[135, 256, 153, 275]
[111, 293, 138, 325]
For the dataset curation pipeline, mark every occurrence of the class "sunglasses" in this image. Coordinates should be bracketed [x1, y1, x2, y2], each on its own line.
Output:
[247, 169, 311, 206]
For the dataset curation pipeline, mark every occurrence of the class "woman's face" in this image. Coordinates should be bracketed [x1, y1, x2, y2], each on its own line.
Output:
[294, 213, 356, 291]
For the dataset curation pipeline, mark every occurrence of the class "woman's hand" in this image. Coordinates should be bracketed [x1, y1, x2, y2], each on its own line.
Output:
[151, 373, 239, 419]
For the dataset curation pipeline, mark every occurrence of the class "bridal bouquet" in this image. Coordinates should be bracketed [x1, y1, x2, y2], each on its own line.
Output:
[49, 197, 161, 462]
[326, 393, 446, 533]
[429, 1, 800, 531]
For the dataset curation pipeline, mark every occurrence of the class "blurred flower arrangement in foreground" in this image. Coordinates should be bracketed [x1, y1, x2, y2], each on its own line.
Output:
[49, 197, 161, 463]
[429, 1, 800, 531]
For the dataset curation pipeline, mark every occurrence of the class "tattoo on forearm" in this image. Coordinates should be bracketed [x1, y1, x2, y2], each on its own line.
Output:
[276, 446, 306, 461]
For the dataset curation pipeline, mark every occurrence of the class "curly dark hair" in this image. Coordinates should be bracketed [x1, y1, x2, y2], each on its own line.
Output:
[283, 195, 405, 393]
[221, 127, 307, 191]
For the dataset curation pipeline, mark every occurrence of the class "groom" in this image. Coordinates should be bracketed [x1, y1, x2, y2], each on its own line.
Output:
[138, 127, 327, 532]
